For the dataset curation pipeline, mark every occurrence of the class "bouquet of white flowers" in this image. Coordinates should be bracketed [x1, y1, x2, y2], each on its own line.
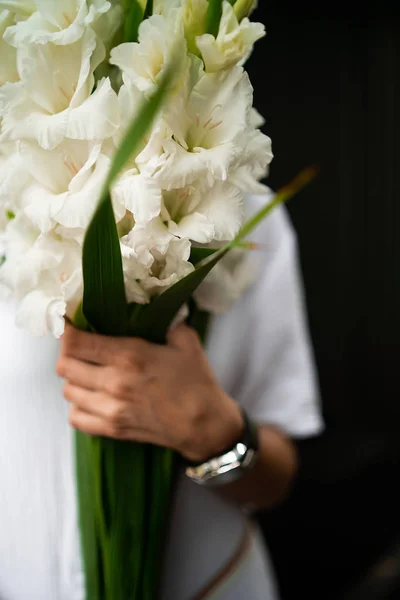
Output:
[0, 0, 314, 597]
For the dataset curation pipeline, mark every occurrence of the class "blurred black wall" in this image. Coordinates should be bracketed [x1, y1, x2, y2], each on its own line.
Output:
[247, 2, 400, 599]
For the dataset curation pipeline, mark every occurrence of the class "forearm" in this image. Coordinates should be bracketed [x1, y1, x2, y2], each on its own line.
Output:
[217, 424, 298, 511]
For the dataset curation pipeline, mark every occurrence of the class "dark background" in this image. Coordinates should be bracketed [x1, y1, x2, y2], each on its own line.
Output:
[246, 2, 400, 599]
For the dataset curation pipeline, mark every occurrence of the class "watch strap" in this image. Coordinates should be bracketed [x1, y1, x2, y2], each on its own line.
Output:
[185, 409, 259, 486]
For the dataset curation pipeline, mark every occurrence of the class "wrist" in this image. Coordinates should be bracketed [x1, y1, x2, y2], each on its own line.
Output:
[182, 393, 244, 463]
[185, 408, 260, 487]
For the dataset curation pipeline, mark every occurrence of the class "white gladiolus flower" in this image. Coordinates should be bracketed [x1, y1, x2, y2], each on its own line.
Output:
[92, 2, 123, 49]
[0, 144, 32, 222]
[229, 127, 273, 194]
[121, 218, 194, 303]
[0, 29, 120, 149]
[113, 168, 163, 225]
[109, 12, 188, 93]
[0, 0, 272, 337]
[0, 11, 18, 86]
[163, 180, 243, 243]
[114, 79, 168, 163]
[0, 213, 38, 299]
[151, 66, 253, 189]
[1, 0, 112, 46]
[196, 1, 265, 72]
[19, 139, 125, 232]
[0, 214, 82, 336]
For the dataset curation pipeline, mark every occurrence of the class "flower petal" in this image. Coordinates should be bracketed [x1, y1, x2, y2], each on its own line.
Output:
[0, 28, 108, 149]
[66, 77, 120, 142]
[55, 153, 116, 229]
[4, 0, 111, 46]
[168, 212, 215, 243]
[196, 1, 265, 72]
[16, 289, 66, 337]
[152, 139, 207, 189]
[193, 181, 243, 241]
[113, 170, 162, 224]
[188, 66, 253, 148]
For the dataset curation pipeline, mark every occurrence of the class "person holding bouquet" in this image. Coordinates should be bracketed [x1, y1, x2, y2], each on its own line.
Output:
[0, 1, 323, 598]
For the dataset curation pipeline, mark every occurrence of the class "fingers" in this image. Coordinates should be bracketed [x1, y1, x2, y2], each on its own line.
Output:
[167, 323, 201, 352]
[68, 404, 159, 445]
[69, 405, 130, 440]
[57, 356, 105, 391]
[61, 322, 153, 367]
[64, 381, 132, 425]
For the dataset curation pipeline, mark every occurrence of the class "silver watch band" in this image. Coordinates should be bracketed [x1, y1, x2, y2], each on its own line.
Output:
[185, 408, 259, 486]
[185, 442, 258, 485]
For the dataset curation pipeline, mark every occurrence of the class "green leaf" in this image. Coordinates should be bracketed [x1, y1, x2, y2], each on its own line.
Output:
[189, 242, 255, 266]
[103, 438, 147, 599]
[189, 246, 218, 265]
[123, 0, 144, 43]
[82, 196, 127, 336]
[143, 0, 153, 20]
[75, 431, 105, 600]
[73, 302, 90, 331]
[129, 247, 226, 343]
[206, 0, 223, 36]
[138, 446, 175, 600]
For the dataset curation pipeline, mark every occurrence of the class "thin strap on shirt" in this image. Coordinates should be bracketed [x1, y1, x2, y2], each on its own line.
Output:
[191, 521, 253, 600]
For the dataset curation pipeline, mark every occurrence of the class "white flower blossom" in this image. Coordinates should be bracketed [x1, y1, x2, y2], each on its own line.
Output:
[163, 179, 243, 243]
[110, 12, 188, 94]
[1, 0, 112, 46]
[150, 66, 254, 189]
[121, 218, 194, 303]
[114, 77, 168, 166]
[0, 214, 82, 336]
[229, 111, 273, 194]
[19, 139, 125, 233]
[0, 28, 120, 149]
[92, 1, 122, 49]
[0, 143, 32, 224]
[0, 0, 272, 336]
[113, 168, 163, 225]
[196, 1, 265, 72]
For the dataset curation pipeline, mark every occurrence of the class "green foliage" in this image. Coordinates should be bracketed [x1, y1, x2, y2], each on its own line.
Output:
[206, 0, 223, 36]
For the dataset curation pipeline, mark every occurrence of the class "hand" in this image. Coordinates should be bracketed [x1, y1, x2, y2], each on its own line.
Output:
[57, 323, 243, 462]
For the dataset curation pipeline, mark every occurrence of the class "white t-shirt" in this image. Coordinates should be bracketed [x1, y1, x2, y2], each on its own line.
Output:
[0, 198, 323, 600]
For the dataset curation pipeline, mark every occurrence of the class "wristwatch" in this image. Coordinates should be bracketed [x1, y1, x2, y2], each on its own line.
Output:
[185, 409, 259, 486]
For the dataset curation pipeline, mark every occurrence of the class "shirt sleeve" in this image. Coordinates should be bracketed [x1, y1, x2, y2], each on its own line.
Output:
[206, 197, 324, 439]
[241, 200, 323, 437]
